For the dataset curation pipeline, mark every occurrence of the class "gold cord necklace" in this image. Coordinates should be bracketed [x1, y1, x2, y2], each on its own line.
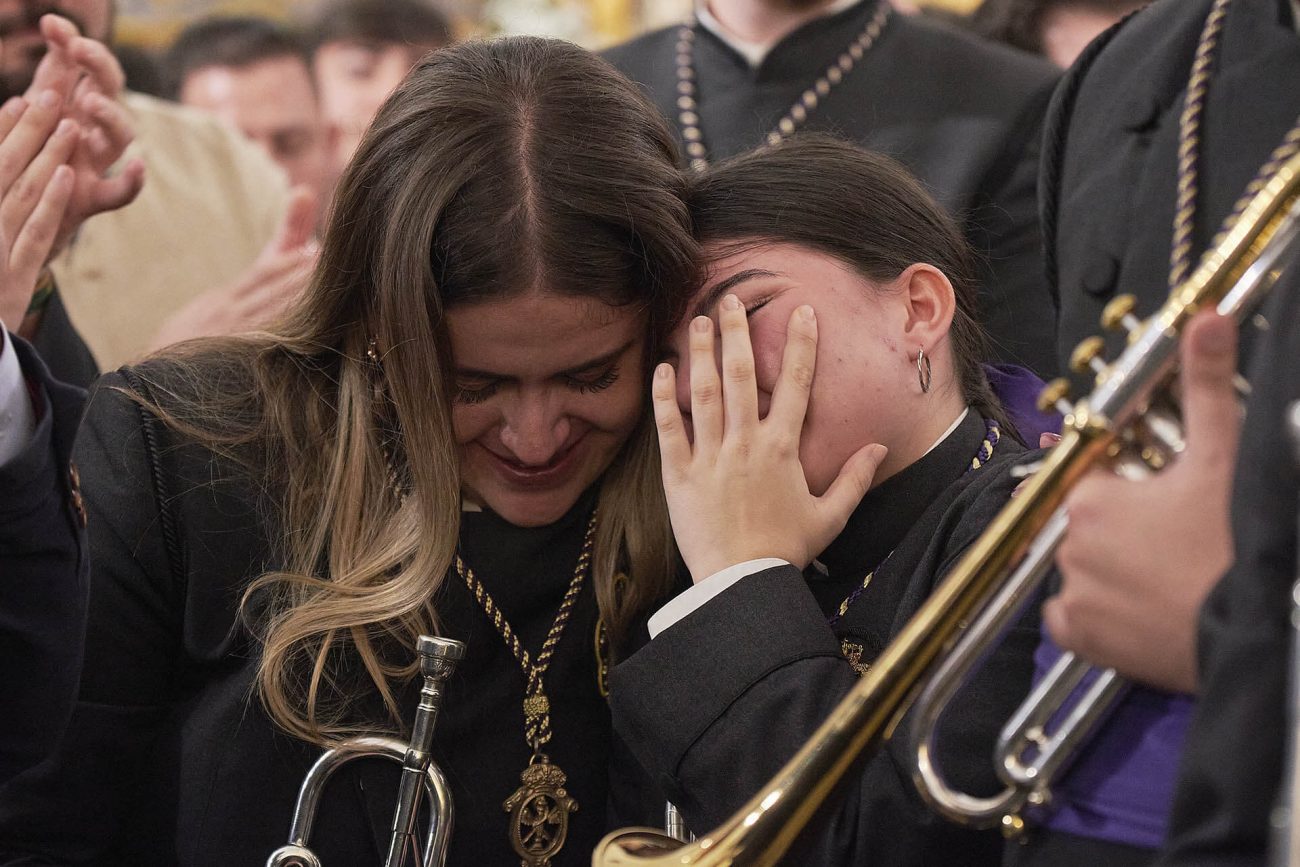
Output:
[364, 354, 595, 867]
[673, 2, 892, 171]
[455, 514, 596, 867]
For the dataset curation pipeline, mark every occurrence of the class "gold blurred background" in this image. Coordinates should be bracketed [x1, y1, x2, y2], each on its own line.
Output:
[115, 0, 979, 51]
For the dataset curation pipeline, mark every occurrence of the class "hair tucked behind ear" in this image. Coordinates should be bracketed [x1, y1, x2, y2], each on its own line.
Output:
[687, 135, 1017, 440]
[127, 37, 696, 745]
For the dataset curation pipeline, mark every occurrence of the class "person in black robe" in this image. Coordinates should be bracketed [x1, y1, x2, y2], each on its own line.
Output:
[605, 0, 1062, 379]
[1011, 0, 1300, 863]
[607, 137, 1043, 866]
[0, 38, 700, 867]
[0, 330, 87, 784]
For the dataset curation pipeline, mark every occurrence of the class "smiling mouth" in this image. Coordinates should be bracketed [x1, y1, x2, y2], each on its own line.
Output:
[480, 433, 588, 487]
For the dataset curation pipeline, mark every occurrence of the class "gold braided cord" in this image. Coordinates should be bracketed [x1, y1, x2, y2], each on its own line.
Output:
[1170, 0, 1300, 289]
[456, 512, 597, 749]
[1170, 0, 1233, 288]
[833, 421, 1002, 626]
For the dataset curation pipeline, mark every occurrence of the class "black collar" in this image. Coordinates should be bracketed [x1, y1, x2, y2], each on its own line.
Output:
[693, 0, 886, 82]
[815, 411, 987, 577]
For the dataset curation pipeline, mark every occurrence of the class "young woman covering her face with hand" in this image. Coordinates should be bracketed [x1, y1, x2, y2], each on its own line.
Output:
[608, 138, 1043, 866]
[0, 39, 698, 867]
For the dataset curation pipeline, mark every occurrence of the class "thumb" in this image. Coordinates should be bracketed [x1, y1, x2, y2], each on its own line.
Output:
[1180, 310, 1241, 469]
[269, 186, 317, 254]
[820, 443, 888, 521]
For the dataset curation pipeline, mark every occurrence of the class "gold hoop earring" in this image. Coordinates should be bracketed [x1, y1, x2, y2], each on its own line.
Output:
[916, 347, 932, 394]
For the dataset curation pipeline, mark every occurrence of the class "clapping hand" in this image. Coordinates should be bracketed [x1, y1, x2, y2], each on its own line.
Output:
[0, 92, 76, 330]
[652, 295, 888, 583]
[25, 14, 144, 251]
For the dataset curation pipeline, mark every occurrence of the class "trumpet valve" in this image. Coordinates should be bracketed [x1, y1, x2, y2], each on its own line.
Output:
[1101, 294, 1142, 336]
[1069, 336, 1109, 379]
[1037, 378, 1074, 417]
[1001, 814, 1027, 840]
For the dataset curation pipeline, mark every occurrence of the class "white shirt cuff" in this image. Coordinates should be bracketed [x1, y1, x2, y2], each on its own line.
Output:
[0, 329, 36, 468]
[648, 557, 789, 638]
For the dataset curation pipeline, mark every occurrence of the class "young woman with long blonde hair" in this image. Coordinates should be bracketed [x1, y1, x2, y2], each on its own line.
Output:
[0, 37, 696, 867]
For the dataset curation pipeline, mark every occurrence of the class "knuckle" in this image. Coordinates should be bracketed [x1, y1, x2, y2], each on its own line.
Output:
[692, 380, 720, 404]
[724, 358, 752, 382]
[785, 361, 814, 390]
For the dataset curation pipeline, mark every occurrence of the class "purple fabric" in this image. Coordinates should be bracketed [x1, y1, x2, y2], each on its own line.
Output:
[1028, 634, 1194, 849]
[983, 363, 1062, 440]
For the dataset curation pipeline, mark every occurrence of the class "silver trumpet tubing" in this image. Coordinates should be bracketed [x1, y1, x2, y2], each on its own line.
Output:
[664, 801, 695, 843]
[910, 164, 1300, 835]
[1270, 400, 1300, 867]
[267, 635, 466, 867]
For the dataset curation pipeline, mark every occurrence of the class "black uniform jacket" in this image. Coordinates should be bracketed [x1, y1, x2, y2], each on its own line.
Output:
[29, 292, 97, 391]
[1041, 0, 1300, 385]
[1159, 274, 1300, 865]
[606, 2, 1061, 378]
[0, 365, 623, 866]
[609, 413, 1043, 866]
[0, 335, 87, 783]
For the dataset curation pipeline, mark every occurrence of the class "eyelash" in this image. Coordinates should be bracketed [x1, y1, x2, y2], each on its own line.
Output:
[453, 365, 621, 405]
[745, 296, 773, 317]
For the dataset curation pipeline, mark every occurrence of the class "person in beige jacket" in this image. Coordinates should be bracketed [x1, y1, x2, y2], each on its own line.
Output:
[0, 0, 300, 371]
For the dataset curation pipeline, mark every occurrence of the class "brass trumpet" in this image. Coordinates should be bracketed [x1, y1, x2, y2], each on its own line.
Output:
[593, 151, 1300, 867]
[267, 635, 466, 867]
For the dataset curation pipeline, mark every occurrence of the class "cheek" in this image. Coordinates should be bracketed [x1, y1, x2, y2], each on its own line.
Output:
[451, 403, 497, 445]
[576, 372, 646, 434]
[748, 321, 787, 395]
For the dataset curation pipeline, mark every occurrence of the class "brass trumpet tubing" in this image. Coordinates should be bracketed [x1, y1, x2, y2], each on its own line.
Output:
[595, 430, 1110, 867]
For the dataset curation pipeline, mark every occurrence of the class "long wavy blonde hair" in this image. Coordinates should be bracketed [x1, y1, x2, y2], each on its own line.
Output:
[131, 37, 697, 745]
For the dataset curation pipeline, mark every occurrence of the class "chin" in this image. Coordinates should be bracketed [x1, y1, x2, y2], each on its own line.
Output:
[476, 485, 586, 528]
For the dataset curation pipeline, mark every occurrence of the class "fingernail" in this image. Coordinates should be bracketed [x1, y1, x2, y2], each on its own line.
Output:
[3, 97, 25, 116]
[55, 118, 74, 136]
[692, 316, 711, 333]
[799, 305, 815, 323]
[656, 362, 672, 379]
[38, 89, 59, 109]
[721, 294, 741, 311]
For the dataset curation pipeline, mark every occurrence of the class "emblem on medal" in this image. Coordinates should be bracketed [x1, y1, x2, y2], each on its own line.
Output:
[504, 756, 578, 867]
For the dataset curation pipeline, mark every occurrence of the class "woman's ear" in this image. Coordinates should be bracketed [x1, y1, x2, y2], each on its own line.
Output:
[895, 263, 956, 350]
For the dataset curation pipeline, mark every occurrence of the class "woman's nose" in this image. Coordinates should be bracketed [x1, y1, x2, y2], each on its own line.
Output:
[498, 393, 572, 465]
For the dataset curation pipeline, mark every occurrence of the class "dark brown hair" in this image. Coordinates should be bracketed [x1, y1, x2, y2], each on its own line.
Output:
[688, 135, 1014, 436]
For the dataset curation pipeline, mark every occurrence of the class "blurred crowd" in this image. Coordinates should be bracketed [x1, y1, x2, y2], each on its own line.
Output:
[3, 0, 1143, 382]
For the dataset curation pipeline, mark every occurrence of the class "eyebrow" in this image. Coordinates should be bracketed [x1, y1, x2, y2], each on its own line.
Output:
[692, 269, 783, 318]
[454, 338, 635, 381]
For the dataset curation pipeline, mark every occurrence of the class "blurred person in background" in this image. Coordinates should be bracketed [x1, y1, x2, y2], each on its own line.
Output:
[306, 0, 452, 174]
[0, 0, 295, 381]
[165, 16, 336, 231]
[969, 0, 1147, 68]
[606, 0, 1063, 382]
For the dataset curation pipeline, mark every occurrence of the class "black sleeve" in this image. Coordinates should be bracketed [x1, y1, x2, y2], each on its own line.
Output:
[609, 556, 1040, 866]
[1160, 278, 1300, 867]
[0, 372, 184, 864]
[0, 336, 87, 783]
[966, 79, 1060, 380]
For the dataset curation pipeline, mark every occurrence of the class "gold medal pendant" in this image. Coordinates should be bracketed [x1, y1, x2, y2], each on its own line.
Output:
[504, 754, 578, 867]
